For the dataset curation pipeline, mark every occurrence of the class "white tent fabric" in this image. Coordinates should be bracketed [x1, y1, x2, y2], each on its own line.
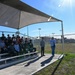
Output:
[0, 0, 62, 29]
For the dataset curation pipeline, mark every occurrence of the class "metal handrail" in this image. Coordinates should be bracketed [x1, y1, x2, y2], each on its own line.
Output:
[0, 51, 38, 63]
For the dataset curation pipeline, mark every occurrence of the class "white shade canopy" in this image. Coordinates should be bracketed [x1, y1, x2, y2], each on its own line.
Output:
[0, 0, 62, 29]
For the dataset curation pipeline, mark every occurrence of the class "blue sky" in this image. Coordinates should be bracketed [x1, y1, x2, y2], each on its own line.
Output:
[0, 0, 75, 37]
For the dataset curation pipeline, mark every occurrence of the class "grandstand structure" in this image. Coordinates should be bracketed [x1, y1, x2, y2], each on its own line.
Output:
[0, 0, 64, 75]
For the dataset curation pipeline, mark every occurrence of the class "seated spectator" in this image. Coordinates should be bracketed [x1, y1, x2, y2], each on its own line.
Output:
[33, 47, 36, 52]
[14, 42, 20, 55]
[19, 37, 24, 54]
[5, 38, 9, 48]
[24, 38, 29, 53]
[0, 39, 7, 53]
[12, 34, 16, 43]
[0, 48, 1, 53]
[29, 39, 33, 52]
[12, 36, 16, 44]
[8, 43, 16, 56]
[7, 34, 12, 45]
[0, 38, 2, 53]
[16, 35, 21, 44]
[20, 37, 24, 44]
[1, 33, 6, 41]
[12, 34, 15, 39]
[29, 39, 36, 52]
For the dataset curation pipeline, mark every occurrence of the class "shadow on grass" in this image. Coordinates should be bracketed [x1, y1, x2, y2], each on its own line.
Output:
[41, 56, 54, 66]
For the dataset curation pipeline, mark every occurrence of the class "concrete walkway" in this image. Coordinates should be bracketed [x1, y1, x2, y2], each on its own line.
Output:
[0, 54, 62, 75]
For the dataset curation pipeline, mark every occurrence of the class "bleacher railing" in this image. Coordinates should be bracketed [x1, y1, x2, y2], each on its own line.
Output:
[0, 51, 38, 69]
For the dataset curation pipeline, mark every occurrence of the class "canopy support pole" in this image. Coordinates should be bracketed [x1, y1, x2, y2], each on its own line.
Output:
[27, 26, 29, 38]
[61, 21, 64, 54]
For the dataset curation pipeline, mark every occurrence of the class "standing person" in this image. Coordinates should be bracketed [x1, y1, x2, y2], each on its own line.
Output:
[50, 37, 56, 56]
[40, 37, 45, 57]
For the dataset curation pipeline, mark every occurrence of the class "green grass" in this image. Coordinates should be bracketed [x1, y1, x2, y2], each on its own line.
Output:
[34, 53, 75, 75]
[35, 43, 75, 54]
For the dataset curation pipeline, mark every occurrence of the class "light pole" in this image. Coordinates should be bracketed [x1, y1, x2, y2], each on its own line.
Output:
[38, 28, 41, 38]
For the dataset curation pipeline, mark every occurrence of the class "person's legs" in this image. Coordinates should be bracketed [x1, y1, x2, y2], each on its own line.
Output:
[42, 47, 45, 56]
[51, 46, 55, 56]
[41, 47, 42, 56]
[41, 47, 44, 56]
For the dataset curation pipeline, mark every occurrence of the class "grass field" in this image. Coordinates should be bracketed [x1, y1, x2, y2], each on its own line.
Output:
[35, 43, 75, 54]
[34, 43, 75, 75]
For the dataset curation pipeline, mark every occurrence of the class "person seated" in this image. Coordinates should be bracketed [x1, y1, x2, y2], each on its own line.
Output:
[33, 47, 36, 52]
[28, 39, 33, 52]
[12, 34, 16, 44]
[8, 43, 16, 56]
[24, 38, 29, 53]
[1, 33, 6, 41]
[14, 42, 20, 55]
[7, 34, 12, 46]
[29, 39, 36, 52]
[0, 39, 6, 53]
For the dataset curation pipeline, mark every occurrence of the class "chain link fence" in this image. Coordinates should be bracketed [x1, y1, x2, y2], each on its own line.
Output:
[0, 31, 75, 54]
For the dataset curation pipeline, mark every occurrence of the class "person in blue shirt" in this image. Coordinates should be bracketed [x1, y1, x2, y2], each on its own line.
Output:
[50, 37, 56, 56]
[14, 42, 20, 55]
[0, 39, 6, 53]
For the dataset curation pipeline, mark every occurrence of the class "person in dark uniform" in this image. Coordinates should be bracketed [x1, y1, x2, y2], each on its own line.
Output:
[29, 39, 33, 52]
[40, 37, 45, 56]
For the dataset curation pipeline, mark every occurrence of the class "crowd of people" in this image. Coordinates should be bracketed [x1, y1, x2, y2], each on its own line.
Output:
[0, 33, 56, 57]
[0, 34, 36, 56]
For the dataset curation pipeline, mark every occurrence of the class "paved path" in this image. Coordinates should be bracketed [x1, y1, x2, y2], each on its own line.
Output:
[0, 54, 62, 75]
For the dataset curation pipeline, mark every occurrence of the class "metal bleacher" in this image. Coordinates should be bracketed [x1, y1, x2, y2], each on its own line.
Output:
[0, 53, 8, 59]
[0, 51, 38, 69]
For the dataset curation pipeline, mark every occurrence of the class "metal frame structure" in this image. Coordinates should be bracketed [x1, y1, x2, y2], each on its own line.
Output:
[0, 0, 64, 53]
